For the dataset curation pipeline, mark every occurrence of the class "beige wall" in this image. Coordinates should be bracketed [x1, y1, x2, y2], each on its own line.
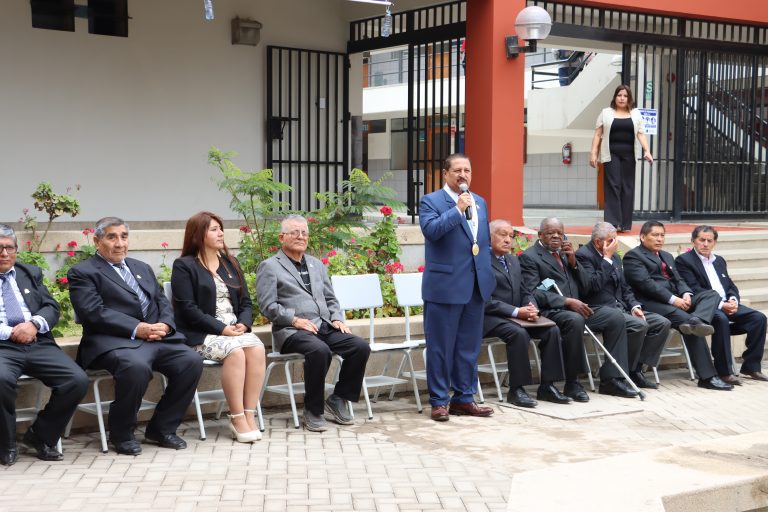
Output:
[1, 0, 357, 223]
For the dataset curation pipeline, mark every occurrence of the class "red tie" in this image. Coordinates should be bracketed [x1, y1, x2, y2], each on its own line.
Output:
[552, 252, 564, 271]
[657, 253, 671, 279]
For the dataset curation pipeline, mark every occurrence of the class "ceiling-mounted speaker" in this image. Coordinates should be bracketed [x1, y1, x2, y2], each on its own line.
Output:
[231, 17, 262, 46]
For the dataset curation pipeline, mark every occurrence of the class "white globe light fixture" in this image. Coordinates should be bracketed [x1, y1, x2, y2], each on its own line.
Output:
[506, 6, 552, 58]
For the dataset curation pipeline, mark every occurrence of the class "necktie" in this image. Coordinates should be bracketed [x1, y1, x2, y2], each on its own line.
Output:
[114, 263, 150, 318]
[552, 252, 564, 271]
[0, 273, 27, 327]
[656, 253, 671, 279]
[497, 255, 509, 273]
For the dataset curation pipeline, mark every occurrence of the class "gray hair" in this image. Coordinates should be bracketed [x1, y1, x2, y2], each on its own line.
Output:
[489, 219, 513, 234]
[0, 223, 17, 245]
[539, 217, 563, 233]
[280, 214, 308, 232]
[591, 222, 617, 242]
[94, 217, 129, 238]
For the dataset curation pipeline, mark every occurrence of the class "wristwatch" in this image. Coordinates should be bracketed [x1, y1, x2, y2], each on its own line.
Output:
[30, 318, 42, 331]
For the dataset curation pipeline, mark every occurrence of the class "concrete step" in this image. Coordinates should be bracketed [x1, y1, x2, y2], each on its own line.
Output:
[728, 268, 768, 290]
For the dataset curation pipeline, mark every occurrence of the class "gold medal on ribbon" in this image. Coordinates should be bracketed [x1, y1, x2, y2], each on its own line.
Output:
[472, 243, 480, 256]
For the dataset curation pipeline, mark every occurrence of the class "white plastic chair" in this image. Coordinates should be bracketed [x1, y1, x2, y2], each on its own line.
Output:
[17, 375, 63, 452]
[332, 273, 423, 415]
[652, 328, 695, 383]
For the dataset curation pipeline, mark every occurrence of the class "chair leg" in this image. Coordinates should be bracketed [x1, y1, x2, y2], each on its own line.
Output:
[256, 401, 265, 432]
[681, 340, 696, 381]
[583, 344, 596, 391]
[284, 363, 300, 429]
[93, 377, 109, 454]
[652, 366, 660, 384]
[192, 390, 206, 441]
[487, 343, 504, 402]
[476, 376, 485, 403]
[215, 401, 226, 420]
[361, 377, 373, 419]
[403, 351, 423, 413]
[388, 355, 409, 401]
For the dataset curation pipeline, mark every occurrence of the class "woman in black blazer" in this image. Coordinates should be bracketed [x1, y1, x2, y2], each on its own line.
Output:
[171, 211, 265, 443]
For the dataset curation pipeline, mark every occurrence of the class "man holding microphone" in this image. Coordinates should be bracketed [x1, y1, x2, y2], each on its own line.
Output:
[419, 153, 496, 422]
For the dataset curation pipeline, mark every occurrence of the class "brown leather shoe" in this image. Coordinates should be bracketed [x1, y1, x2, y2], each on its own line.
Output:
[430, 405, 450, 422]
[743, 371, 768, 382]
[720, 374, 742, 386]
[448, 401, 494, 417]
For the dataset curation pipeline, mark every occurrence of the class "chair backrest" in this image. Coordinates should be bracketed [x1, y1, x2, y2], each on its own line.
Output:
[163, 281, 173, 303]
[331, 273, 384, 344]
[392, 273, 423, 342]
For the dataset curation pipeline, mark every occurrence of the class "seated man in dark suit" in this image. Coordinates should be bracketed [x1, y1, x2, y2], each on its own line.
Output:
[484, 219, 570, 407]
[576, 222, 671, 389]
[623, 220, 732, 391]
[520, 217, 636, 400]
[256, 215, 371, 432]
[68, 217, 203, 455]
[675, 225, 767, 384]
[0, 224, 88, 466]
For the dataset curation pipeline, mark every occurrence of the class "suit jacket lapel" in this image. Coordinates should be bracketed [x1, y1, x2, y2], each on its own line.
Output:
[536, 242, 563, 275]
[492, 254, 514, 289]
[125, 259, 153, 298]
[13, 267, 39, 312]
[93, 254, 135, 296]
[442, 189, 474, 244]
[276, 251, 311, 294]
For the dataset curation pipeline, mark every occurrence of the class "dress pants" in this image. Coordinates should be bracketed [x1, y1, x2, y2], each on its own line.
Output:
[544, 306, 629, 380]
[281, 322, 371, 416]
[485, 322, 564, 387]
[0, 340, 89, 449]
[625, 311, 671, 370]
[91, 342, 203, 442]
[709, 305, 767, 375]
[603, 152, 636, 230]
[423, 284, 484, 406]
[646, 289, 721, 380]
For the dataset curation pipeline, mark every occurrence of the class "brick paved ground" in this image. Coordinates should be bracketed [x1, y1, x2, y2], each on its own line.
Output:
[2, 366, 768, 512]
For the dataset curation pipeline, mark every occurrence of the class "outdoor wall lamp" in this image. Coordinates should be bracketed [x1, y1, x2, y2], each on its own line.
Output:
[505, 6, 552, 58]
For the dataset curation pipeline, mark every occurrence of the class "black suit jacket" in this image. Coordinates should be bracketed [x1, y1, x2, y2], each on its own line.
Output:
[4, 263, 59, 347]
[170, 255, 253, 347]
[483, 253, 534, 335]
[575, 242, 640, 311]
[674, 249, 739, 301]
[68, 254, 185, 368]
[623, 245, 692, 315]
[519, 241, 588, 310]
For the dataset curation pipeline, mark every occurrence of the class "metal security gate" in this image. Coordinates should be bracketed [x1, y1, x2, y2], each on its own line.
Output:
[266, 46, 349, 211]
[349, 1, 466, 218]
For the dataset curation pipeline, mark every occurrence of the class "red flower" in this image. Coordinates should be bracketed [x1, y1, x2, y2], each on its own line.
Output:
[67, 251, 75, 257]
[526, 234, 533, 241]
[82, 228, 90, 236]
[366, 249, 374, 256]
[26, 240, 31, 247]
[307, 217, 316, 223]
[516, 250, 523, 256]
[380, 206, 393, 216]
[239, 225, 251, 233]
[417, 265, 425, 272]
[57, 276, 68, 285]
[268, 246, 278, 253]
[161, 242, 169, 249]
[328, 226, 337, 232]
[385, 261, 404, 274]
[327, 250, 337, 257]
[350, 238, 356, 244]
[321, 257, 330, 265]
[67, 240, 78, 248]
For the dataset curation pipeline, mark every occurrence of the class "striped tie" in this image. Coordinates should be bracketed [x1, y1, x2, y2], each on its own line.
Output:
[114, 263, 150, 318]
[0, 274, 26, 327]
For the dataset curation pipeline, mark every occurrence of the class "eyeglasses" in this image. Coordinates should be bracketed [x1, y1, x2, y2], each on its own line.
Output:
[282, 230, 309, 238]
[0, 245, 17, 255]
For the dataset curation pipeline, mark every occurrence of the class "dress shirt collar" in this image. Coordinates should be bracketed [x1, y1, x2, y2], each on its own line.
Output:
[695, 250, 717, 265]
[0, 267, 17, 279]
[442, 183, 460, 203]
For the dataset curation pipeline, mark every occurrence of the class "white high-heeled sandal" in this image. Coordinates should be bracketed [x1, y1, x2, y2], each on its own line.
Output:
[243, 409, 263, 441]
[227, 412, 261, 443]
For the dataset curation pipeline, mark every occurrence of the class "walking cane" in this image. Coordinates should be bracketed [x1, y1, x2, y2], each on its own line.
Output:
[538, 278, 646, 401]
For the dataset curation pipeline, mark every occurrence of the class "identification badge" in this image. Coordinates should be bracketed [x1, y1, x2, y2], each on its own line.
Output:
[472, 243, 480, 256]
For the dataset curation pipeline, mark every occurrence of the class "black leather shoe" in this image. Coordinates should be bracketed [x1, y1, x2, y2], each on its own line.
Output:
[599, 378, 639, 398]
[630, 371, 658, 389]
[536, 383, 572, 404]
[720, 374, 742, 386]
[22, 429, 63, 461]
[698, 376, 733, 391]
[507, 386, 538, 408]
[0, 448, 18, 466]
[144, 431, 187, 450]
[679, 317, 714, 337]
[110, 438, 142, 456]
[563, 381, 590, 402]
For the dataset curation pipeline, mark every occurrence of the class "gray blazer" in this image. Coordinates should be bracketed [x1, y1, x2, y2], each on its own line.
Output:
[255, 249, 345, 350]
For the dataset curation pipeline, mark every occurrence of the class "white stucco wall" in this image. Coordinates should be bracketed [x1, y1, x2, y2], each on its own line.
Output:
[1, 0, 353, 223]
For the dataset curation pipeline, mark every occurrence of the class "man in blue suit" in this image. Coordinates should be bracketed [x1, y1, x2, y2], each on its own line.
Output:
[420, 153, 496, 422]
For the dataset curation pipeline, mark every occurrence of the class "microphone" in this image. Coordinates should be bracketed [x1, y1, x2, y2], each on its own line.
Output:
[458, 183, 472, 220]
